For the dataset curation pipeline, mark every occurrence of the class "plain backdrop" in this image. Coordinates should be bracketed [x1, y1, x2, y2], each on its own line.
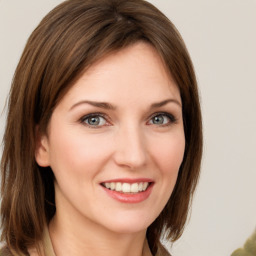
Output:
[0, 1, 256, 256]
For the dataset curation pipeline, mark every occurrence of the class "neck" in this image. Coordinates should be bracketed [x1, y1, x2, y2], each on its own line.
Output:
[49, 216, 151, 256]
[49, 195, 152, 256]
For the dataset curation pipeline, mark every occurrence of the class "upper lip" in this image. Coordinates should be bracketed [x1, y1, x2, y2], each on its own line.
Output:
[100, 178, 154, 184]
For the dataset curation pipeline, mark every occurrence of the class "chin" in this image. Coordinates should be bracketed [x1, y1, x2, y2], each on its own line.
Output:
[98, 211, 156, 235]
[106, 223, 148, 235]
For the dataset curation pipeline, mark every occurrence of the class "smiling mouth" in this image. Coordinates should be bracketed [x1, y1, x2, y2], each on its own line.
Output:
[101, 182, 151, 194]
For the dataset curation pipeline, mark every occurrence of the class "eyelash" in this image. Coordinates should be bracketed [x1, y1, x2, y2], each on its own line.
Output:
[79, 112, 177, 128]
[80, 112, 110, 128]
[148, 112, 177, 126]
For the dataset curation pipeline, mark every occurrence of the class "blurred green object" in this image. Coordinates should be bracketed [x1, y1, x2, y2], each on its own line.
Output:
[231, 230, 256, 256]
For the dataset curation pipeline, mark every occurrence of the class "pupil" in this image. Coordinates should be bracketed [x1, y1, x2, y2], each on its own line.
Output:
[153, 115, 163, 124]
[89, 117, 99, 125]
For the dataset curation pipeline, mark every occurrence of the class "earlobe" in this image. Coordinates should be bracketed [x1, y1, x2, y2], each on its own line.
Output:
[35, 128, 50, 167]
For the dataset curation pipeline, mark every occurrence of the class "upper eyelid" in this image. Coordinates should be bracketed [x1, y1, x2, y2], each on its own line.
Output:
[148, 111, 176, 120]
[81, 112, 108, 119]
[80, 113, 110, 123]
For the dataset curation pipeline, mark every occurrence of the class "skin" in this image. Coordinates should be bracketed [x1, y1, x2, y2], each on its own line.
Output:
[35, 42, 185, 256]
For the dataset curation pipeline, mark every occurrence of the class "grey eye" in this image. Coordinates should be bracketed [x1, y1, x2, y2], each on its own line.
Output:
[84, 115, 107, 126]
[148, 113, 175, 126]
[152, 115, 165, 124]
[151, 114, 169, 125]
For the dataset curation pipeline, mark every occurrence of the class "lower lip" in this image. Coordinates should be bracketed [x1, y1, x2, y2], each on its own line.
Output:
[101, 184, 154, 203]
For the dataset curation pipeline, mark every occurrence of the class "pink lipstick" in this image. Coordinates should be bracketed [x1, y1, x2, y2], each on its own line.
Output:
[100, 178, 154, 203]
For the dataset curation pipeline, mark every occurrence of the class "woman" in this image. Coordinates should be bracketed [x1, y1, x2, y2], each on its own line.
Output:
[0, 0, 202, 255]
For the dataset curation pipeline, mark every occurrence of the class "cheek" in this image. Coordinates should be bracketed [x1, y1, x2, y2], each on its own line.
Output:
[151, 131, 185, 201]
[151, 132, 185, 176]
[48, 125, 112, 178]
[146, 132, 185, 218]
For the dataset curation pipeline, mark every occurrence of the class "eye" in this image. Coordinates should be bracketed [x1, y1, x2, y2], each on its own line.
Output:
[81, 113, 109, 127]
[148, 113, 176, 126]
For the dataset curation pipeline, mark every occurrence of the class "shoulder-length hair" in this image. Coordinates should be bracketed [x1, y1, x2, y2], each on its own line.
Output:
[1, 0, 202, 255]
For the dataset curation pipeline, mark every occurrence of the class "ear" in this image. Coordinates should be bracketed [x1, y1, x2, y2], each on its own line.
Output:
[35, 127, 51, 167]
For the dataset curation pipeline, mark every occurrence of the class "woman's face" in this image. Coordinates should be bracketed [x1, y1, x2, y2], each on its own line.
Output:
[36, 42, 185, 234]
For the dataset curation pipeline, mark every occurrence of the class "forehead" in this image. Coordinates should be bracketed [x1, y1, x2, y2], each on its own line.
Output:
[60, 42, 181, 107]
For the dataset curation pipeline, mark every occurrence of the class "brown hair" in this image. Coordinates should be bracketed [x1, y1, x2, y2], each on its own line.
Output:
[1, 0, 202, 255]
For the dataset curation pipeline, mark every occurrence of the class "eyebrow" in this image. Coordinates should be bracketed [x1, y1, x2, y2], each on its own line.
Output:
[150, 99, 181, 108]
[69, 100, 116, 111]
[69, 98, 181, 111]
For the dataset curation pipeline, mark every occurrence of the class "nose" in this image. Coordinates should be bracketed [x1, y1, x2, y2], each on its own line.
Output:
[113, 125, 148, 169]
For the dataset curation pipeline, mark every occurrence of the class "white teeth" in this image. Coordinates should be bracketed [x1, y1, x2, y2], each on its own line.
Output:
[143, 182, 148, 191]
[116, 182, 122, 191]
[110, 182, 115, 190]
[102, 182, 150, 193]
[130, 183, 139, 193]
[122, 183, 131, 193]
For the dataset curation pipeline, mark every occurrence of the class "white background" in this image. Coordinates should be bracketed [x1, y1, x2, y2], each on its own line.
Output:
[0, 1, 256, 256]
